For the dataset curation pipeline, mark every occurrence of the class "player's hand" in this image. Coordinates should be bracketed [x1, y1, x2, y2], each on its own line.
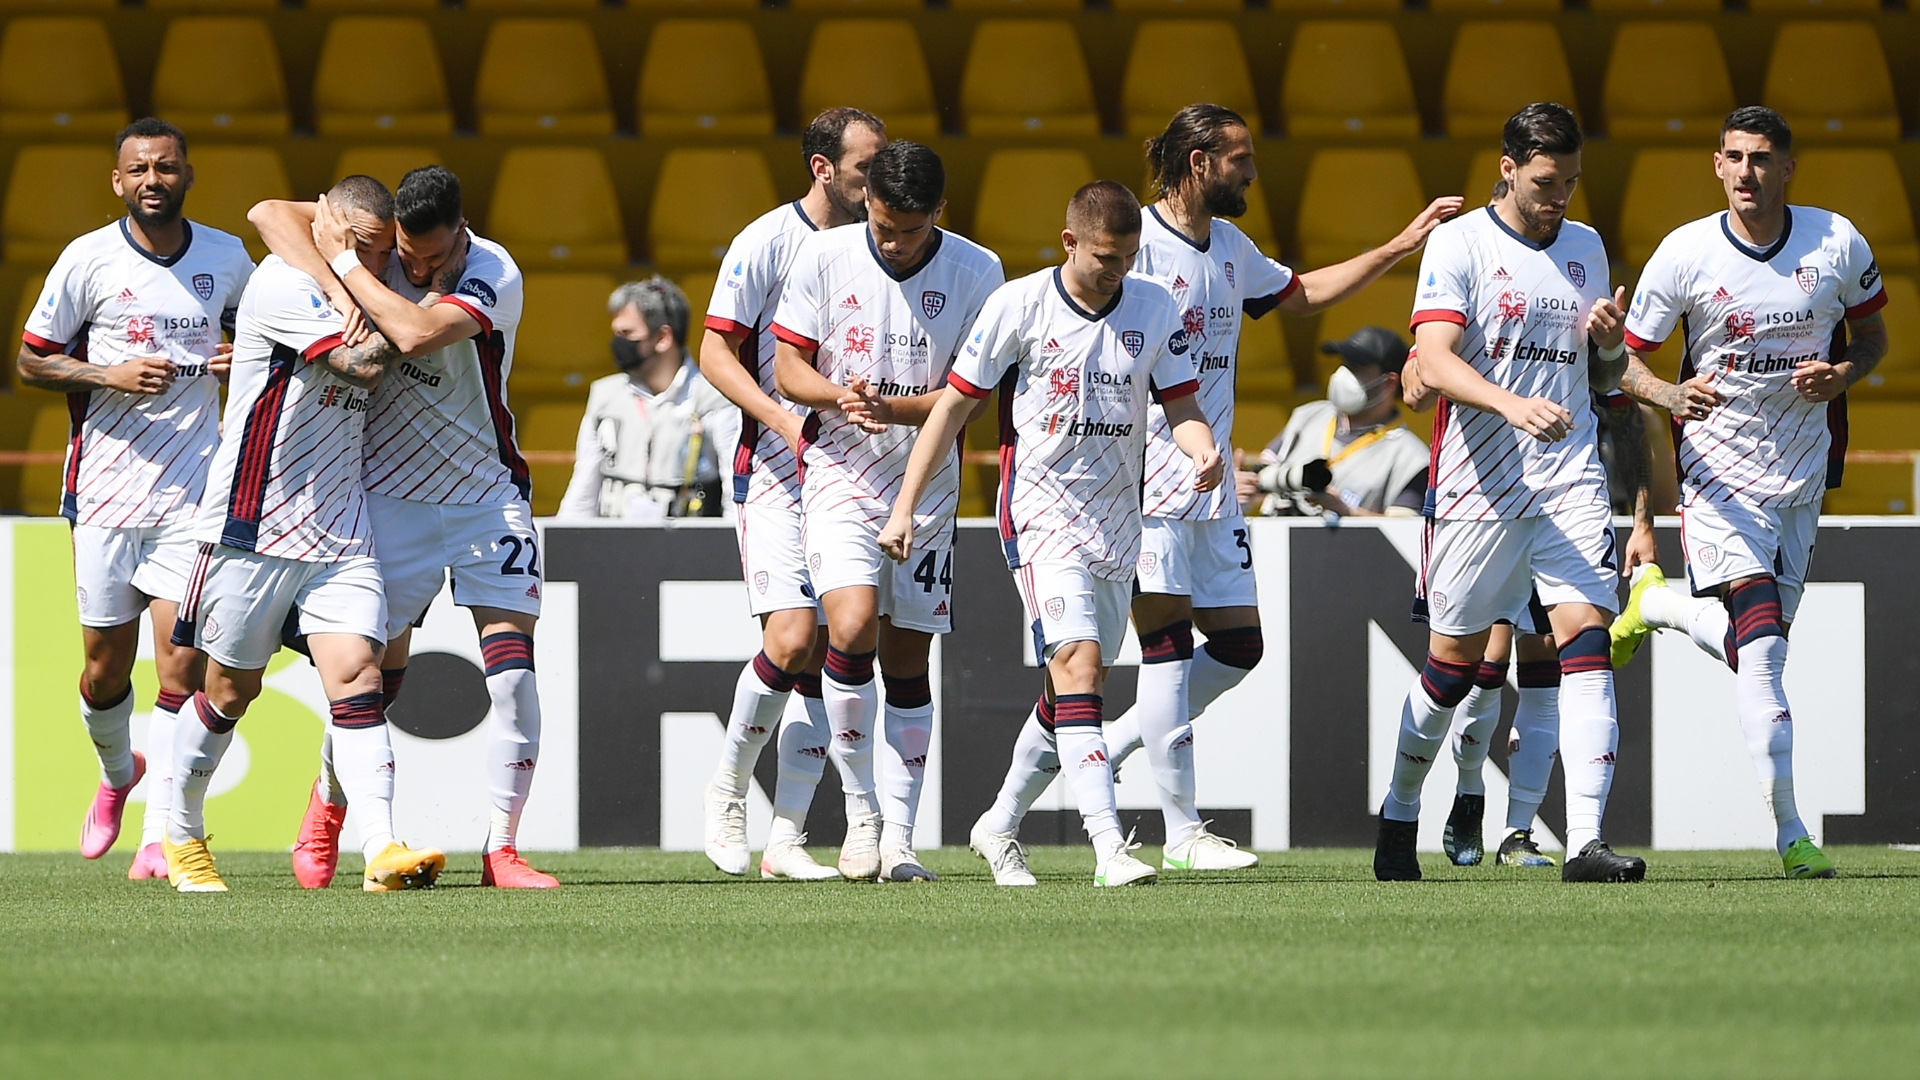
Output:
[327, 290, 372, 347]
[1390, 197, 1466, 256]
[1586, 287, 1628, 353]
[1400, 348, 1438, 411]
[775, 411, 807, 460]
[1232, 448, 1260, 509]
[1665, 374, 1722, 421]
[838, 376, 892, 433]
[1622, 520, 1658, 576]
[104, 355, 174, 395]
[1189, 444, 1224, 493]
[1501, 395, 1572, 442]
[878, 514, 915, 563]
[207, 342, 233, 382]
[1791, 359, 1849, 403]
[312, 193, 353, 263]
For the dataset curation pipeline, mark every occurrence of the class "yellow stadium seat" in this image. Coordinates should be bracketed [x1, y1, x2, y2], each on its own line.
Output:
[1852, 274, 1918, 398]
[627, 0, 756, 10]
[648, 148, 775, 274]
[1444, 22, 1574, 139]
[791, 0, 921, 11]
[1789, 149, 1919, 273]
[467, 0, 599, 11]
[21, 402, 70, 518]
[1232, 400, 1292, 456]
[1268, 0, 1399, 11]
[146, 0, 278, 11]
[1295, 150, 1425, 269]
[1763, 22, 1898, 144]
[307, 0, 437, 11]
[475, 18, 613, 137]
[516, 400, 590, 516]
[312, 17, 452, 137]
[0, 18, 127, 137]
[333, 146, 444, 190]
[183, 147, 288, 261]
[961, 21, 1099, 138]
[1283, 21, 1419, 140]
[676, 272, 715, 323]
[1237, 315, 1294, 401]
[1748, 0, 1879, 12]
[950, 0, 1079, 11]
[0, 0, 115, 9]
[1616, 149, 1726, 266]
[800, 21, 938, 141]
[1461, 149, 1591, 223]
[1588, 0, 1721, 12]
[1828, 401, 1920, 514]
[1603, 22, 1733, 143]
[1313, 274, 1415, 385]
[1431, 0, 1558, 12]
[637, 20, 774, 138]
[2, 147, 122, 264]
[513, 273, 619, 400]
[1237, 177, 1280, 259]
[490, 148, 628, 271]
[1112, 0, 1243, 13]
[150, 18, 289, 137]
[1122, 21, 1260, 139]
[971, 149, 1095, 276]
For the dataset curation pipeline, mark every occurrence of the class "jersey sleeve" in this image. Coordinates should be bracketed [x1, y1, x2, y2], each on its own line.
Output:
[946, 284, 1020, 399]
[1235, 231, 1298, 319]
[952, 254, 1008, 357]
[255, 270, 348, 361]
[705, 229, 774, 337]
[438, 241, 522, 337]
[1409, 223, 1471, 329]
[1838, 221, 1888, 321]
[1148, 301, 1201, 401]
[1623, 237, 1686, 352]
[22, 244, 95, 354]
[769, 237, 828, 351]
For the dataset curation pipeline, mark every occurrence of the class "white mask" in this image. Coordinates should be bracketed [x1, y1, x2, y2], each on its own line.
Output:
[1327, 365, 1377, 416]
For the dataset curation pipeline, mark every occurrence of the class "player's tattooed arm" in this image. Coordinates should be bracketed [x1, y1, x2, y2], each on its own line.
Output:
[1796, 311, 1890, 402]
[1280, 197, 1466, 315]
[312, 195, 477, 358]
[316, 330, 400, 389]
[17, 344, 173, 395]
[1608, 399, 1659, 571]
[1619, 353, 1720, 422]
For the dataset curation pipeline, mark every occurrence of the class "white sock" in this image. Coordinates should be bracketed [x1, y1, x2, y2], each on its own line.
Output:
[1134, 653, 1201, 847]
[1054, 723, 1121, 852]
[1188, 643, 1253, 715]
[483, 666, 541, 853]
[318, 729, 346, 806]
[1451, 682, 1502, 798]
[1734, 635, 1807, 853]
[771, 687, 829, 830]
[877, 695, 932, 853]
[822, 658, 878, 819]
[1103, 706, 1145, 772]
[1644, 587, 1729, 663]
[1504, 685, 1559, 832]
[168, 694, 235, 843]
[712, 655, 790, 800]
[330, 722, 396, 861]
[980, 707, 1058, 835]
[81, 687, 136, 788]
[139, 694, 186, 846]
[1384, 680, 1455, 821]
[1559, 669, 1618, 854]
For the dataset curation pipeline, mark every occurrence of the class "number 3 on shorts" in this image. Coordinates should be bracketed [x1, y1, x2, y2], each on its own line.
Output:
[1233, 527, 1252, 571]
[912, 550, 953, 594]
[498, 533, 541, 578]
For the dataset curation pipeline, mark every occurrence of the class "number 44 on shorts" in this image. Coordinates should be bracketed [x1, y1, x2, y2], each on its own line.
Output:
[912, 551, 952, 593]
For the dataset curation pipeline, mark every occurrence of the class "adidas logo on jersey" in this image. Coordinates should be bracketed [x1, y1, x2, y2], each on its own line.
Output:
[839, 294, 861, 309]
[116, 287, 138, 304]
[1712, 286, 1734, 303]
[1491, 267, 1511, 282]
[1041, 337, 1064, 357]
[1170, 274, 1190, 293]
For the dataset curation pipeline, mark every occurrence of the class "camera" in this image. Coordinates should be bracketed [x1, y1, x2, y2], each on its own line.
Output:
[1258, 457, 1333, 498]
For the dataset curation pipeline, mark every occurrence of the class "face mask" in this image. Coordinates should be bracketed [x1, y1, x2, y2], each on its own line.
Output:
[1327, 365, 1379, 416]
[611, 335, 643, 373]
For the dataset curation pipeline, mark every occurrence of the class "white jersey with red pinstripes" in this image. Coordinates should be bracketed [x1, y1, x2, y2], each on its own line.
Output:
[193, 256, 374, 562]
[771, 223, 1003, 528]
[1625, 206, 1885, 509]
[360, 233, 530, 506]
[22, 219, 253, 528]
[705, 201, 819, 509]
[1136, 208, 1296, 520]
[1410, 206, 1612, 521]
[949, 268, 1199, 580]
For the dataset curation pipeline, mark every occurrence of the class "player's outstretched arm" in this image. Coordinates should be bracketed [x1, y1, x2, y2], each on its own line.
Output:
[248, 200, 370, 347]
[879, 384, 974, 563]
[699, 327, 803, 453]
[315, 331, 401, 390]
[1793, 311, 1889, 404]
[312, 195, 478, 359]
[1414, 321, 1572, 442]
[1161, 392, 1224, 493]
[1280, 197, 1465, 316]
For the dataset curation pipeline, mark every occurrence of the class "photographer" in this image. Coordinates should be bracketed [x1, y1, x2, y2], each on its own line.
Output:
[1253, 326, 1429, 517]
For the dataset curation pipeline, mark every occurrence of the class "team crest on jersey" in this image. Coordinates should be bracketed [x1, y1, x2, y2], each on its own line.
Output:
[1497, 290, 1527, 322]
[1795, 266, 1819, 294]
[1697, 544, 1721, 569]
[1121, 330, 1144, 357]
[809, 553, 822, 573]
[843, 325, 875, 357]
[1722, 310, 1756, 345]
[457, 278, 497, 307]
[192, 273, 215, 300]
[1046, 367, 1080, 403]
[1137, 551, 1157, 576]
[754, 571, 769, 594]
[922, 291, 946, 319]
[1044, 597, 1065, 621]
[1224, 262, 1235, 287]
[125, 315, 156, 347]
[1429, 591, 1448, 616]
[1566, 262, 1586, 288]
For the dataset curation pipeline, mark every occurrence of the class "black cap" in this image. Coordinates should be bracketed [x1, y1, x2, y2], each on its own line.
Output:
[1319, 325, 1409, 375]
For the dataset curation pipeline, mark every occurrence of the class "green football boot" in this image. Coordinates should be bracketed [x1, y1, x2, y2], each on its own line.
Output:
[1782, 837, 1836, 879]
[1609, 563, 1669, 669]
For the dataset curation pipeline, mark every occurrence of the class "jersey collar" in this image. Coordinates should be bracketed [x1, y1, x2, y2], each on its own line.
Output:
[1719, 206, 1794, 263]
[865, 226, 944, 282]
[119, 217, 194, 267]
[790, 200, 819, 232]
[1052, 266, 1124, 321]
[1483, 204, 1560, 252]
[1148, 204, 1210, 253]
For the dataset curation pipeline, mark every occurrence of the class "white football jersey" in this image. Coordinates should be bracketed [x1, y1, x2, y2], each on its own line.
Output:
[195, 256, 375, 562]
[361, 233, 530, 506]
[23, 219, 254, 528]
[771, 224, 1004, 528]
[950, 268, 1199, 580]
[1410, 206, 1612, 521]
[705, 201, 820, 510]
[1135, 208, 1296, 520]
[1625, 206, 1884, 508]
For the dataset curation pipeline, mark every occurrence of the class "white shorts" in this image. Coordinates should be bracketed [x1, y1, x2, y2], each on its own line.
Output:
[1134, 514, 1259, 609]
[803, 512, 953, 634]
[1015, 559, 1131, 666]
[736, 500, 821, 618]
[70, 520, 199, 627]
[1420, 499, 1618, 637]
[1680, 496, 1819, 621]
[178, 545, 387, 670]
[368, 493, 542, 639]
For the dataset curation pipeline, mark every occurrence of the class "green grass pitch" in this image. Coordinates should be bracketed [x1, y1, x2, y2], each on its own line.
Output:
[5, 845, 1919, 1079]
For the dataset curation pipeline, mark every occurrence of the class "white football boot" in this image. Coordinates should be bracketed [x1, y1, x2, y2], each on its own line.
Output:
[969, 817, 1037, 887]
[703, 784, 750, 876]
[838, 810, 882, 881]
[759, 831, 841, 881]
[1161, 821, 1259, 871]
[1093, 830, 1157, 887]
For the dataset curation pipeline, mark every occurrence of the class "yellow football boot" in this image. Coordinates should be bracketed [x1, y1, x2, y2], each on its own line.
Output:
[363, 842, 446, 892]
[163, 835, 229, 893]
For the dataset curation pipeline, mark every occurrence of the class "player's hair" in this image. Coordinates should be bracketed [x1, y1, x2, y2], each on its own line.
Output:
[1721, 106, 1793, 156]
[801, 108, 885, 170]
[1144, 104, 1248, 197]
[327, 175, 396, 221]
[865, 141, 944, 215]
[1501, 103, 1583, 166]
[1065, 180, 1142, 239]
[394, 165, 463, 235]
[114, 117, 188, 157]
[609, 276, 691, 351]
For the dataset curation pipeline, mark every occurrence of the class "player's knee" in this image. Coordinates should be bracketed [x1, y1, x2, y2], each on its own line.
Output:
[1724, 576, 1785, 650]
[1557, 626, 1612, 677]
[1474, 659, 1510, 690]
[1138, 620, 1194, 665]
[78, 671, 133, 710]
[1202, 625, 1263, 671]
[1419, 655, 1478, 708]
[1047, 640, 1102, 694]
